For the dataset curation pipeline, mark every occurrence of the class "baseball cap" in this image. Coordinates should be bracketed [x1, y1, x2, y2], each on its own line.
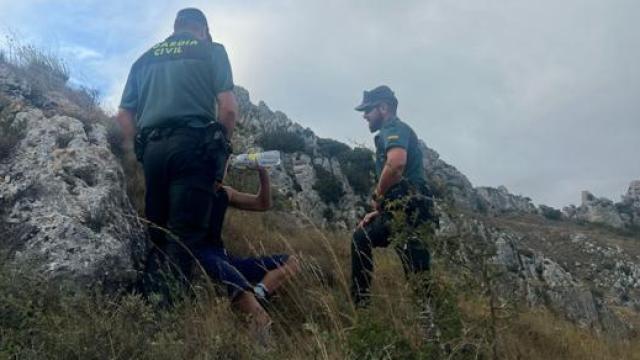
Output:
[355, 85, 397, 111]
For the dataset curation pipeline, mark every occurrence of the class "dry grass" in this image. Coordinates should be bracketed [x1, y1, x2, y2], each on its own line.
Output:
[499, 309, 640, 360]
[3, 176, 640, 359]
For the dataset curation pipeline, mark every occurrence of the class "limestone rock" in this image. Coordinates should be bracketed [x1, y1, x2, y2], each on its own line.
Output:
[438, 215, 637, 336]
[0, 63, 145, 289]
[419, 141, 477, 209]
[567, 191, 626, 228]
[231, 87, 364, 228]
[475, 185, 537, 214]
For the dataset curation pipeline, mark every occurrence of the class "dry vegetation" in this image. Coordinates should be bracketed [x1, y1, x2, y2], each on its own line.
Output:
[3, 205, 639, 359]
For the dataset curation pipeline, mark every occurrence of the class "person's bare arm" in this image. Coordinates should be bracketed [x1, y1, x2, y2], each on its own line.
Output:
[216, 90, 238, 139]
[375, 147, 407, 198]
[115, 108, 136, 149]
[224, 167, 271, 211]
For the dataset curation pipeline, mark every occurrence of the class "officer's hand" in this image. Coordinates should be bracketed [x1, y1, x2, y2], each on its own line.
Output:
[359, 211, 380, 228]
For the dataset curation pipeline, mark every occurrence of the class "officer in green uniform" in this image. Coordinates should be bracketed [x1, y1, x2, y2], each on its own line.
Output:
[115, 8, 238, 299]
[351, 85, 437, 306]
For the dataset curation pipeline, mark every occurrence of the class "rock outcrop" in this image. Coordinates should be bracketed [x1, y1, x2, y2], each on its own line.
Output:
[232, 87, 365, 228]
[439, 214, 639, 337]
[563, 184, 640, 229]
[475, 185, 537, 214]
[0, 62, 144, 288]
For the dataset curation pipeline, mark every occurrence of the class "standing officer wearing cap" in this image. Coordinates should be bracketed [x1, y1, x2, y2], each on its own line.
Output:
[351, 85, 437, 306]
[115, 9, 238, 299]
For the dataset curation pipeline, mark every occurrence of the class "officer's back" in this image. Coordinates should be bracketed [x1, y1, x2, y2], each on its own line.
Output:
[120, 8, 235, 132]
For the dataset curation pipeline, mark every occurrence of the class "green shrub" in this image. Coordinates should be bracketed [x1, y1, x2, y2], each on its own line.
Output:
[317, 138, 350, 158]
[347, 311, 416, 360]
[339, 147, 375, 196]
[316, 140, 375, 197]
[539, 205, 562, 221]
[322, 207, 335, 221]
[258, 129, 306, 153]
[0, 100, 27, 161]
[313, 164, 344, 205]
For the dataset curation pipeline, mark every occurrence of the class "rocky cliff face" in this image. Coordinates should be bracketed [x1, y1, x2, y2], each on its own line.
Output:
[0, 62, 145, 288]
[231, 87, 366, 229]
[439, 213, 639, 337]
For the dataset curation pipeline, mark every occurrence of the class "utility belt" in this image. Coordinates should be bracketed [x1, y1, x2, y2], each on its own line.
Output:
[381, 179, 439, 227]
[382, 179, 433, 202]
[134, 122, 232, 183]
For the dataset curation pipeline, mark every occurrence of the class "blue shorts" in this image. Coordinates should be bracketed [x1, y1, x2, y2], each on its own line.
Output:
[196, 247, 289, 300]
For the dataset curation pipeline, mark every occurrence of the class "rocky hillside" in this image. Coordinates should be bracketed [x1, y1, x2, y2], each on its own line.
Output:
[230, 87, 543, 228]
[225, 87, 640, 338]
[1, 57, 639, 339]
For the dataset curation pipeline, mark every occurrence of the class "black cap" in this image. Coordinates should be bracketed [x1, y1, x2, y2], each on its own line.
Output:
[175, 8, 209, 28]
[355, 85, 397, 111]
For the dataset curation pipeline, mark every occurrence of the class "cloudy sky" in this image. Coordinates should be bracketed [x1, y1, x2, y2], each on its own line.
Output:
[1, 0, 638, 208]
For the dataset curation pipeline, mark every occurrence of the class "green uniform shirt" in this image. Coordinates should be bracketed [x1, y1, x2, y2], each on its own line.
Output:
[119, 32, 234, 130]
[374, 116, 426, 187]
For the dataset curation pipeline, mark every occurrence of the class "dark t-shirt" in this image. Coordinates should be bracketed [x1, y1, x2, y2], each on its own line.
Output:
[210, 188, 230, 248]
[120, 32, 234, 129]
[374, 116, 426, 187]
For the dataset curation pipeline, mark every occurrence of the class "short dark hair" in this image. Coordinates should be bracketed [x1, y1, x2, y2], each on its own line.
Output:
[174, 8, 208, 32]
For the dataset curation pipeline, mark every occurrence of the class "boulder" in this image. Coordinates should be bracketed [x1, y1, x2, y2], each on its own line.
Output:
[0, 109, 144, 288]
[475, 185, 537, 214]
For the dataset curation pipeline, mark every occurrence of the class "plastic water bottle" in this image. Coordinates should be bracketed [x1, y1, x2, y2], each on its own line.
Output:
[230, 150, 281, 169]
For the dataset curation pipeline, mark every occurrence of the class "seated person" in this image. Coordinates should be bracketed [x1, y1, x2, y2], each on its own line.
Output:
[199, 164, 300, 337]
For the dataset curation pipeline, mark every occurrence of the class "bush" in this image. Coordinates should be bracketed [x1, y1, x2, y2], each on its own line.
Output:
[0, 97, 27, 161]
[313, 165, 345, 205]
[258, 129, 306, 153]
[539, 205, 562, 221]
[317, 138, 350, 158]
[347, 311, 416, 360]
[322, 207, 335, 221]
[1, 35, 105, 134]
[3, 35, 70, 94]
[339, 147, 375, 196]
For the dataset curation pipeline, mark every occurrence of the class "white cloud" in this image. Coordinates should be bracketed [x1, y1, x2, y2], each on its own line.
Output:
[60, 44, 102, 61]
